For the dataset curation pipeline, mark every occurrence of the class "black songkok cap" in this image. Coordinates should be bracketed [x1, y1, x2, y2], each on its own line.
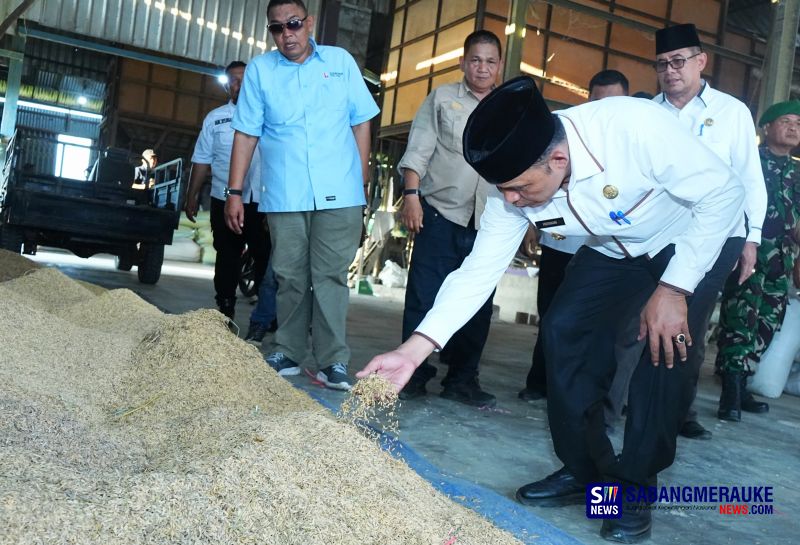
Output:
[655, 23, 701, 55]
[462, 75, 554, 185]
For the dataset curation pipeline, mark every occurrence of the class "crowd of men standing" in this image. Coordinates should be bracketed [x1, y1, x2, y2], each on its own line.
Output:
[181, 0, 800, 542]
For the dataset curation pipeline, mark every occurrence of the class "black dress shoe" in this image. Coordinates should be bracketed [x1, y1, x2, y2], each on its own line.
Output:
[600, 508, 652, 543]
[516, 467, 585, 507]
[518, 387, 546, 402]
[679, 420, 712, 440]
[441, 379, 497, 407]
[398, 381, 427, 401]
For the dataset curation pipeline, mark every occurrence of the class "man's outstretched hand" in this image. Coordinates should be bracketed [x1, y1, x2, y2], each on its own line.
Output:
[356, 335, 437, 392]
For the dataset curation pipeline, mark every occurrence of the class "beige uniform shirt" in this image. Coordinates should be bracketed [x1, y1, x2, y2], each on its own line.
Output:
[397, 80, 489, 228]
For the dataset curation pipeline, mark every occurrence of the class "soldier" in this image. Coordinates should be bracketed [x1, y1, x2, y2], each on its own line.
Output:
[716, 100, 800, 421]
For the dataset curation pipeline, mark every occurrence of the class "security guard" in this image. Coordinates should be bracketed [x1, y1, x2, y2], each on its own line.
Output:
[359, 77, 745, 543]
[185, 61, 269, 321]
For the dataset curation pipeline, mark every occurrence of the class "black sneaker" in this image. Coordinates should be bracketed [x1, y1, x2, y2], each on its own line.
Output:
[265, 352, 301, 376]
[317, 363, 352, 391]
[244, 322, 269, 345]
[441, 379, 496, 407]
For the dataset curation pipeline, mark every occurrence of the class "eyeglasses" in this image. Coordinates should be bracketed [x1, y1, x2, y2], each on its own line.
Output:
[267, 16, 307, 35]
[654, 52, 701, 73]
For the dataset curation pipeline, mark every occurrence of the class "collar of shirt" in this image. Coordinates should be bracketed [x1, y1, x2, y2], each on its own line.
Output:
[459, 78, 492, 103]
[656, 80, 718, 113]
[275, 37, 323, 66]
[556, 112, 604, 186]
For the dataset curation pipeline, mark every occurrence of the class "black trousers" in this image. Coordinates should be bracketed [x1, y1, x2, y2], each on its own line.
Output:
[542, 239, 742, 485]
[209, 197, 270, 301]
[402, 199, 495, 388]
[525, 245, 575, 393]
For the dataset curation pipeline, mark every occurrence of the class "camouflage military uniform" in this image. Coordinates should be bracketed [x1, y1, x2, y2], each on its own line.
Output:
[716, 145, 800, 372]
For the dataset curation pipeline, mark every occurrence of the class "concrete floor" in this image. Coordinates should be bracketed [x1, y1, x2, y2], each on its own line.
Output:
[33, 251, 799, 545]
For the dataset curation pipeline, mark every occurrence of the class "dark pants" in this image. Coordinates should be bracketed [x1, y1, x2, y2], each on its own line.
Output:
[525, 245, 575, 393]
[402, 199, 495, 388]
[542, 239, 742, 485]
[209, 197, 270, 301]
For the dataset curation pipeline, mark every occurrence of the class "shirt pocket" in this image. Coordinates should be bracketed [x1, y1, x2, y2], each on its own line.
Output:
[594, 185, 656, 234]
[437, 103, 468, 153]
[263, 86, 300, 126]
[701, 136, 731, 165]
[217, 125, 234, 149]
[315, 76, 349, 112]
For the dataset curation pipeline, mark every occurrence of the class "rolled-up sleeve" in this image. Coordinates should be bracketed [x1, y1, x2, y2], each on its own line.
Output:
[645, 123, 746, 292]
[415, 189, 530, 346]
[397, 92, 437, 181]
[232, 60, 265, 137]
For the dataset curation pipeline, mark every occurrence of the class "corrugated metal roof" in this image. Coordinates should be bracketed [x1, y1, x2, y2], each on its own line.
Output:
[25, 0, 273, 67]
[2, 104, 100, 139]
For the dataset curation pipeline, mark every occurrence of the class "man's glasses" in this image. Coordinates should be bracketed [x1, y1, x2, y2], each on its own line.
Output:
[654, 52, 701, 73]
[268, 16, 307, 35]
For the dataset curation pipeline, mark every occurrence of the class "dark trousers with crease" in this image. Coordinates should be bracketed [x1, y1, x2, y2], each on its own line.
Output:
[525, 245, 575, 393]
[402, 199, 495, 388]
[542, 238, 743, 485]
[209, 197, 270, 302]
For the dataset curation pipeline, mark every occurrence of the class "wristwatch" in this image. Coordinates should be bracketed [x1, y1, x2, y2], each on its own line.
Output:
[403, 188, 422, 197]
[224, 187, 243, 198]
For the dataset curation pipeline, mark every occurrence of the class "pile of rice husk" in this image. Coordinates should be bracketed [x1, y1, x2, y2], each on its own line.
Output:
[0, 248, 41, 281]
[0, 253, 523, 545]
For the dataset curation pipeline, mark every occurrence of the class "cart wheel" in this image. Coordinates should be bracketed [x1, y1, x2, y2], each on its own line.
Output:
[238, 248, 258, 298]
[0, 225, 23, 254]
[115, 253, 134, 271]
[138, 243, 164, 284]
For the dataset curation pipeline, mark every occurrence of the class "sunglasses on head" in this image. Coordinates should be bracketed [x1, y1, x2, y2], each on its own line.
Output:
[267, 16, 307, 35]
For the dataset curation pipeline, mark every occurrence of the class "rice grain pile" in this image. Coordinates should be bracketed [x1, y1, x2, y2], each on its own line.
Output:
[0, 253, 524, 545]
[0, 248, 40, 281]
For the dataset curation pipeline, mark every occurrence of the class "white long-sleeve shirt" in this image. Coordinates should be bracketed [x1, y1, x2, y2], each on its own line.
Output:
[416, 97, 745, 347]
[654, 83, 766, 244]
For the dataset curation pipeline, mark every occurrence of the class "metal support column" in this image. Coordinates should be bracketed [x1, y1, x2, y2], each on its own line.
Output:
[758, 0, 800, 114]
[503, 0, 528, 81]
[0, 34, 25, 165]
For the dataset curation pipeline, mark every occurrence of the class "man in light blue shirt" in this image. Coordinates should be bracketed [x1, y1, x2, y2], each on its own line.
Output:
[225, 0, 378, 390]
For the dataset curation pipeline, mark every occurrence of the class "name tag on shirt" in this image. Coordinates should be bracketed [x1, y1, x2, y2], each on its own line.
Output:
[214, 117, 232, 125]
[535, 217, 566, 229]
